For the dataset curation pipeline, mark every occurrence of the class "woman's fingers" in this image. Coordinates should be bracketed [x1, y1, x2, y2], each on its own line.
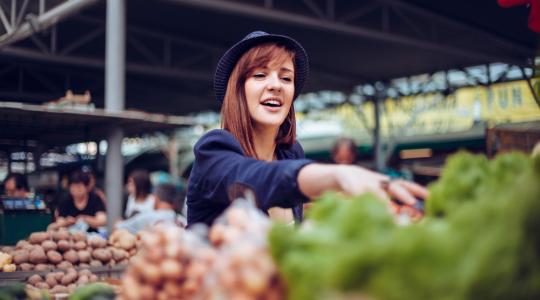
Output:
[387, 181, 417, 205]
[394, 179, 430, 200]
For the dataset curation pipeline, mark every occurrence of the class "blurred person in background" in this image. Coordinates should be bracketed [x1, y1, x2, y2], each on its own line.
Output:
[124, 169, 155, 218]
[81, 166, 107, 206]
[2, 173, 30, 198]
[331, 137, 358, 165]
[55, 170, 106, 231]
[116, 183, 186, 233]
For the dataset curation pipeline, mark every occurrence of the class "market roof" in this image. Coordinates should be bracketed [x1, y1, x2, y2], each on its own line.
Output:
[0, 0, 537, 115]
[0, 101, 195, 149]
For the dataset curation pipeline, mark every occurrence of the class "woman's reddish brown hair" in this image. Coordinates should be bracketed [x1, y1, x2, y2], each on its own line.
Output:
[221, 43, 297, 159]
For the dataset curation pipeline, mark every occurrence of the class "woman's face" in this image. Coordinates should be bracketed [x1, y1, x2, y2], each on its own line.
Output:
[244, 57, 295, 130]
[127, 177, 135, 196]
[4, 178, 16, 195]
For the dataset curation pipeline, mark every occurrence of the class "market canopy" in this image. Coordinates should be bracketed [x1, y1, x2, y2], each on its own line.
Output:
[0, 0, 537, 115]
[0, 101, 194, 150]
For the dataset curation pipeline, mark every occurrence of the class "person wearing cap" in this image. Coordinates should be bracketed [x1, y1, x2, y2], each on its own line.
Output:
[187, 31, 428, 226]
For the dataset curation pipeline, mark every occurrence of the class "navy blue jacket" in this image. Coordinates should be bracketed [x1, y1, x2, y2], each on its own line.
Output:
[187, 129, 313, 226]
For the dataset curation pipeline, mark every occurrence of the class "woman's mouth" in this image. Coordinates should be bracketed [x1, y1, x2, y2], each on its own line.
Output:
[260, 98, 283, 112]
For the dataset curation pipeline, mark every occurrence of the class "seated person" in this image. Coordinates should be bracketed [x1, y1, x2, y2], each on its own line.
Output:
[55, 170, 106, 231]
[116, 183, 185, 234]
[3, 173, 30, 198]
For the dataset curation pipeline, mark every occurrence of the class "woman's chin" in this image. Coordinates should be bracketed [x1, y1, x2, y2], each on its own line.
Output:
[253, 118, 286, 130]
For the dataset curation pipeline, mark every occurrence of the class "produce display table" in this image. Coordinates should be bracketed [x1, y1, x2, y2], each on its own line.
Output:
[0, 265, 126, 286]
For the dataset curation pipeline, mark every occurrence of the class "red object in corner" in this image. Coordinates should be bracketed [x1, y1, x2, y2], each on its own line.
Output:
[498, 0, 540, 33]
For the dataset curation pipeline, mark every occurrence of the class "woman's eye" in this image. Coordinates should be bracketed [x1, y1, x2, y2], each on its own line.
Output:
[253, 73, 266, 78]
[282, 77, 292, 82]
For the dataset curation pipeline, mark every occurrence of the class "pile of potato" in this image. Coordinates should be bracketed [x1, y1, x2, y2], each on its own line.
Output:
[3, 228, 138, 271]
[26, 268, 99, 295]
[121, 200, 285, 300]
[121, 225, 217, 300]
[0, 251, 16, 272]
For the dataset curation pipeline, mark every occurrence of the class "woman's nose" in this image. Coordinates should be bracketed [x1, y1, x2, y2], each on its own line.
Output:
[266, 73, 282, 91]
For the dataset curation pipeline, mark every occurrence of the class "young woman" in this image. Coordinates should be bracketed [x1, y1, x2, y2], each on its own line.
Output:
[187, 31, 428, 226]
[124, 169, 155, 218]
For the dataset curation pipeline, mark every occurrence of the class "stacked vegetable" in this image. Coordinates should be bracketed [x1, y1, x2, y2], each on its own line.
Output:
[121, 199, 285, 300]
[207, 202, 285, 300]
[26, 268, 100, 295]
[1, 228, 138, 271]
[0, 251, 16, 272]
[270, 152, 540, 300]
[121, 225, 216, 300]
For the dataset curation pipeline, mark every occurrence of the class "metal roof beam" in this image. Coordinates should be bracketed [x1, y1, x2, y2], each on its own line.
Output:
[164, 0, 530, 66]
[379, 0, 532, 55]
[2, 46, 212, 81]
[0, 0, 99, 49]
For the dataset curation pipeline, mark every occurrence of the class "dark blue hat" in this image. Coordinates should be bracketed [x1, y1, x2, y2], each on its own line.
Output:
[214, 31, 309, 103]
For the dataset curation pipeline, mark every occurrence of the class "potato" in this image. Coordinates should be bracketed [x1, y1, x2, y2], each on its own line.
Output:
[89, 260, 102, 267]
[19, 263, 33, 271]
[73, 241, 87, 251]
[67, 284, 77, 293]
[12, 250, 29, 264]
[56, 261, 73, 270]
[52, 229, 70, 242]
[61, 272, 77, 285]
[29, 232, 49, 244]
[89, 274, 98, 282]
[117, 234, 137, 250]
[2, 264, 16, 272]
[72, 232, 86, 242]
[54, 272, 64, 282]
[92, 249, 112, 263]
[34, 282, 49, 290]
[66, 267, 77, 275]
[111, 248, 128, 261]
[79, 263, 90, 268]
[41, 240, 57, 252]
[29, 247, 47, 264]
[45, 274, 58, 287]
[16, 240, 30, 250]
[34, 264, 50, 271]
[1, 246, 11, 252]
[46, 250, 62, 264]
[27, 274, 42, 285]
[57, 240, 72, 252]
[77, 275, 89, 285]
[78, 269, 92, 277]
[78, 250, 91, 263]
[88, 236, 107, 249]
[50, 285, 68, 294]
[63, 250, 79, 264]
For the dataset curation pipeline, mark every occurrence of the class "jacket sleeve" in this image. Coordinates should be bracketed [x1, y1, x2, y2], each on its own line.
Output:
[189, 130, 313, 210]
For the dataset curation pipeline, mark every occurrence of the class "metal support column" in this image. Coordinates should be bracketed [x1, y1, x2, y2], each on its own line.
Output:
[373, 84, 386, 171]
[105, 0, 126, 231]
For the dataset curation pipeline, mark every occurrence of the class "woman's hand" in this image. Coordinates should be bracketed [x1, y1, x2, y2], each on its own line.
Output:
[333, 165, 390, 201]
[298, 164, 429, 206]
